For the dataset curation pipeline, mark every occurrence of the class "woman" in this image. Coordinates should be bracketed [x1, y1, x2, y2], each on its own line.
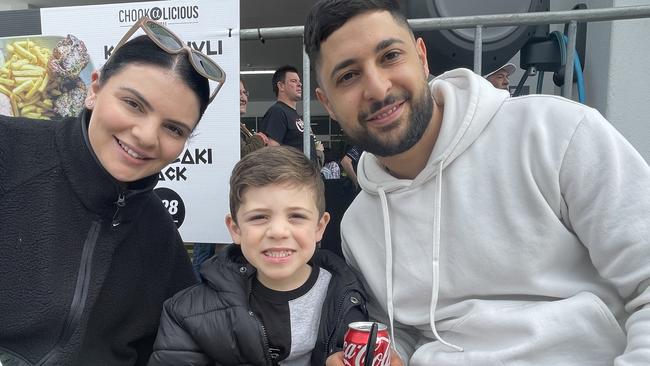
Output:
[0, 18, 224, 366]
[239, 79, 267, 158]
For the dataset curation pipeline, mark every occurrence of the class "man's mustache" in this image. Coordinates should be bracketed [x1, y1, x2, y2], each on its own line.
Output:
[359, 92, 409, 122]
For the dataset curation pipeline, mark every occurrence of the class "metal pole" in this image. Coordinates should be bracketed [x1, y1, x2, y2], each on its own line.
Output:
[563, 21, 578, 99]
[239, 5, 650, 40]
[407, 5, 650, 31]
[473, 25, 483, 75]
[302, 45, 311, 160]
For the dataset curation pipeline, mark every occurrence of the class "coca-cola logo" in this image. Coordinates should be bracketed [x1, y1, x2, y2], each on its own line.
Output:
[343, 336, 391, 366]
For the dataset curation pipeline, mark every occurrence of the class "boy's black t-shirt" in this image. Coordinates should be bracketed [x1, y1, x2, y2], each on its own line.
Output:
[250, 265, 332, 365]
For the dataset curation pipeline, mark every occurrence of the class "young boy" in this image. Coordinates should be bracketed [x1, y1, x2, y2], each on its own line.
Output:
[149, 146, 368, 366]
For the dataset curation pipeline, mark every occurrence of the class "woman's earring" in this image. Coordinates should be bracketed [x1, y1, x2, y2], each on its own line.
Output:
[85, 97, 95, 109]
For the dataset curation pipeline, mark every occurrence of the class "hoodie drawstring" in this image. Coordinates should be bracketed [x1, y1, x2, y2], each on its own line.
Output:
[378, 187, 397, 350]
[379, 168, 463, 356]
[430, 161, 463, 352]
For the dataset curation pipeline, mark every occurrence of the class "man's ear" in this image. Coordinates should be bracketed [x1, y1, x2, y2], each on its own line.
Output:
[316, 87, 338, 120]
[415, 37, 430, 78]
[225, 214, 242, 245]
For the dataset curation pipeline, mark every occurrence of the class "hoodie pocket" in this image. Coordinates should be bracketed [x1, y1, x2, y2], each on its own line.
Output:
[409, 291, 626, 366]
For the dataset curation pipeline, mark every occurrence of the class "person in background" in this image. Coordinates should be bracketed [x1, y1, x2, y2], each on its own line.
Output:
[304, 0, 650, 365]
[191, 79, 268, 279]
[484, 62, 516, 91]
[340, 144, 363, 189]
[315, 138, 326, 169]
[320, 143, 358, 259]
[149, 146, 367, 365]
[0, 16, 225, 365]
[320, 143, 348, 181]
[239, 78, 267, 156]
[260, 65, 320, 167]
[320, 149, 342, 180]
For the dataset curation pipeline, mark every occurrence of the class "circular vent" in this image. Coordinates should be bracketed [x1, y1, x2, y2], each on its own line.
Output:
[402, 0, 549, 76]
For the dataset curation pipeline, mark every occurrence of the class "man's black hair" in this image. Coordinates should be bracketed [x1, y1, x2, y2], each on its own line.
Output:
[304, 0, 410, 72]
[272, 65, 299, 96]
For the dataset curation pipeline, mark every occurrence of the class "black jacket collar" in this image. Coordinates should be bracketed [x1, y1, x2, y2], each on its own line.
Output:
[54, 109, 159, 220]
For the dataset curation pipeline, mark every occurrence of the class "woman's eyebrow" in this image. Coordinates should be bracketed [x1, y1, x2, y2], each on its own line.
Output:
[119, 87, 152, 110]
[165, 118, 193, 134]
[119, 86, 194, 132]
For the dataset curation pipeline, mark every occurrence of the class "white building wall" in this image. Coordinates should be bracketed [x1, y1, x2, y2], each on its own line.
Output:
[606, 0, 650, 161]
[580, 0, 613, 118]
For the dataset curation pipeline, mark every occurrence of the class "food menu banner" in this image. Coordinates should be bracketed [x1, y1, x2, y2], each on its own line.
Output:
[0, 0, 240, 243]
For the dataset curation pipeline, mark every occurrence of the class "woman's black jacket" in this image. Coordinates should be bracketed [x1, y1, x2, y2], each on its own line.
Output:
[0, 113, 196, 365]
[149, 245, 368, 365]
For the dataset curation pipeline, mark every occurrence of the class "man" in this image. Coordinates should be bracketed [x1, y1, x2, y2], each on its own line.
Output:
[484, 62, 516, 90]
[192, 80, 266, 279]
[304, 1, 650, 365]
[260, 65, 319, 166]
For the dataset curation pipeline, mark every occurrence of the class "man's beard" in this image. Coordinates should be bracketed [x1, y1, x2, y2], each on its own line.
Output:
[348, 83, 433, 157]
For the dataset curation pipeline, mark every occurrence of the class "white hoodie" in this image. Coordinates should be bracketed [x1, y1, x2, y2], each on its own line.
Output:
[341, 69, 650, 365]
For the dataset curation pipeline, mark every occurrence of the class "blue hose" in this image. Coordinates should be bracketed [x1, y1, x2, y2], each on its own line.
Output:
[550, 31, 566, 65]
[559, 32, 586, 103]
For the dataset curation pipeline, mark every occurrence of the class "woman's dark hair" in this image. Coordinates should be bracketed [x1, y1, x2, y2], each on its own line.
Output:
[100, 35, 210, 120]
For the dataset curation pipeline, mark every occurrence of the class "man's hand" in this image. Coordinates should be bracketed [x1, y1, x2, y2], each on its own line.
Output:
[254, 131, 269, 145]
[315, 140, 324, 151]
[325, 350, 404, 366]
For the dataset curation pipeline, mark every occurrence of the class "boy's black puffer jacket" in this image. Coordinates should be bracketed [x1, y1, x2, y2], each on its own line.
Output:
[149, 245, 368, 365]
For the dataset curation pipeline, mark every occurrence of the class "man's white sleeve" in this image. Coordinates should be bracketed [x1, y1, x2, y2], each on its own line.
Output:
[558, 109, 650, 365]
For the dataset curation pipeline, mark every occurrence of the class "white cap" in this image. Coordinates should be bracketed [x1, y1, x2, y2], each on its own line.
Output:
[483, 62, 516, 78]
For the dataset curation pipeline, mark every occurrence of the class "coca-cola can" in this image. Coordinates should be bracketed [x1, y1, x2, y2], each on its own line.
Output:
[343, 321, 391, 366]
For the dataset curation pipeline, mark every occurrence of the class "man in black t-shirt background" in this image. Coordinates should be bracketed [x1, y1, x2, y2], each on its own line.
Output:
[260, 65, 319, 166]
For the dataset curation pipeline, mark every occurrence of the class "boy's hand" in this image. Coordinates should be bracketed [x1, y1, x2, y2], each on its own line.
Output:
[325, 351, 345, 366]
[325, 350, 404, 366]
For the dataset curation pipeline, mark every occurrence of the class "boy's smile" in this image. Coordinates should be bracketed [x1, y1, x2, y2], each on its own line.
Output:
[226, 183, 330, 291]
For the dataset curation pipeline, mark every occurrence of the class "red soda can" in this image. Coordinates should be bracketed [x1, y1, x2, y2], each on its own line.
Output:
[343, 321, 391, 366]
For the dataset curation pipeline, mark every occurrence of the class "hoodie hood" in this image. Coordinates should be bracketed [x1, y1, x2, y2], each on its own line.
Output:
[357, 68, 509, 194]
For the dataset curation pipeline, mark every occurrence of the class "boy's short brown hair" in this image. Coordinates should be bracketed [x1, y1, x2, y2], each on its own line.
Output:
[229, 146, 326, 221]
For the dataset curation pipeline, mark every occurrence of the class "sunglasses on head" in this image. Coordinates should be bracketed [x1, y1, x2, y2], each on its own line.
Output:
[109, 16, 226, 104]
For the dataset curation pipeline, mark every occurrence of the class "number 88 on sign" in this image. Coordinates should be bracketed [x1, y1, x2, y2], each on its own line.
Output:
[154, 187, 186, 228]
